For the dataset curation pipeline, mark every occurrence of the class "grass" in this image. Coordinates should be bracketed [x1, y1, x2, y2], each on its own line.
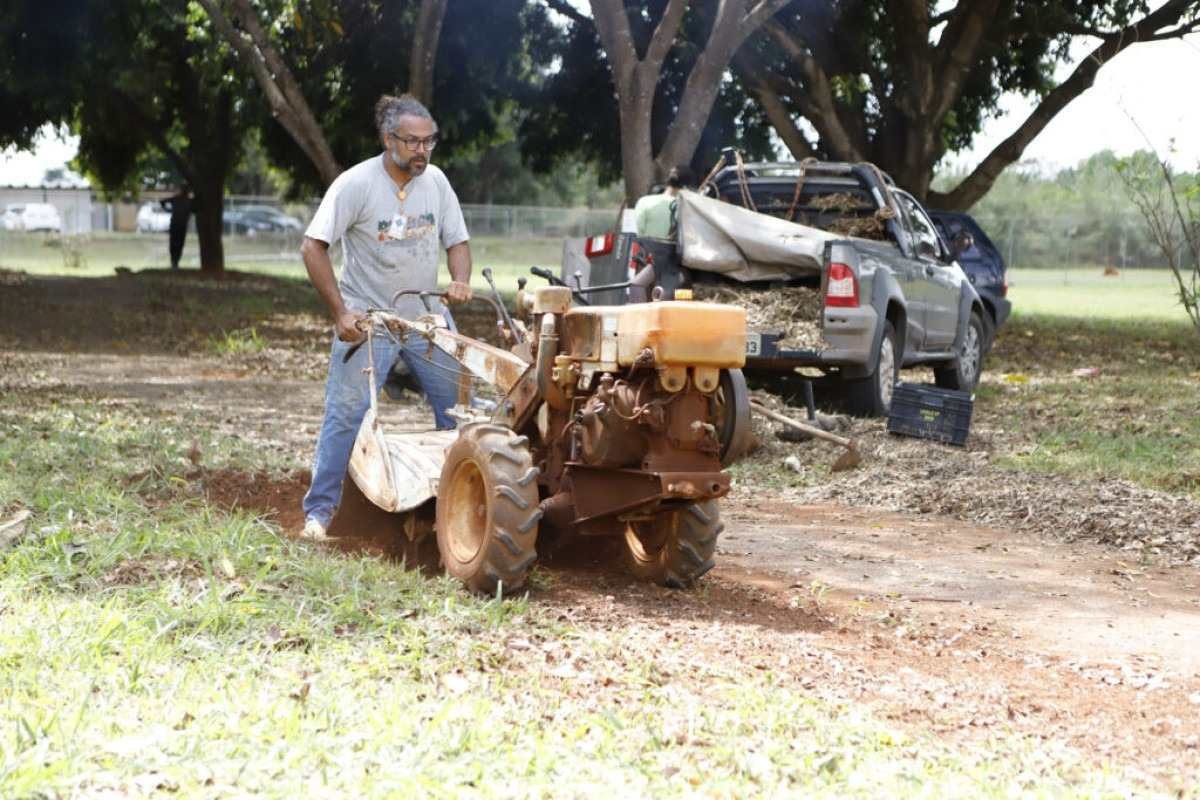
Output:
[1008, 267, 1194, 320]
[0, 231, 562, 293]
[984, 314, 1200, 497]
[207, 326, 267, 356]
[0, 397, 1159, 797]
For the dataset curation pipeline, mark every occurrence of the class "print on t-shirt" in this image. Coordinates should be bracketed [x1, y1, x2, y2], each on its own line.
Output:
[377, 212, 437, 244]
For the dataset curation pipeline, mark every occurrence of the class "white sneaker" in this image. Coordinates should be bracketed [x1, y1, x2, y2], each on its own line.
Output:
[301, 518, 328, 541]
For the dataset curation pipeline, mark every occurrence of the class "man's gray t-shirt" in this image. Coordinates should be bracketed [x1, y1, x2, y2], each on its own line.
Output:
[305, 154, 468, 319]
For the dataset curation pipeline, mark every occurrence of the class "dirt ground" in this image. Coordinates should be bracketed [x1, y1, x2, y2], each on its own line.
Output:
[4, 270, 1199, 787]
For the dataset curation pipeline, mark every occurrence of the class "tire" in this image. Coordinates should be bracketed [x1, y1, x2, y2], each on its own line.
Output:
[436, 423, 541, 595]
[935, 310, 984, 392]
[624, 500, 723, 588]
[843, 320, 899, 417]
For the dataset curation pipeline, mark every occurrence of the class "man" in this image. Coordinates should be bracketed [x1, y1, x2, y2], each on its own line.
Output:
[300, 94, 472, 540]
[633, 166, 691, 239]
[160, 184, 192, 270]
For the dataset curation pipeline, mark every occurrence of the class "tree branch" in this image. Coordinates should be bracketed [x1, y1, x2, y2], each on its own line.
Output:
[645, 0, 688, 68]
[197, 0, 342, 186]
[409, 0, 449, 106]
[933, 0, 1200, 210]
[589, 0, 637, 86]
[762, 21, 864, 161]
[932, 0, 1004, 125]
[733, 50, 816, 159]
[655, 0, 790, 172]
[543, 0, 590, 26]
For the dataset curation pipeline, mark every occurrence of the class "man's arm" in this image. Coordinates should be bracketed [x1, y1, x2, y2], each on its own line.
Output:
[445, 241, 472, 304]
[301, 236, 363, 342]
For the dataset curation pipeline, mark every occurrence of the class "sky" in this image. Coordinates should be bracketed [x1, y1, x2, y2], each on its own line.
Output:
[1, 26, 1197, 189]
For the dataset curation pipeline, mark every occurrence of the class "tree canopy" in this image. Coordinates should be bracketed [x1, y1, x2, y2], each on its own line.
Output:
[1, 0, 255, 271]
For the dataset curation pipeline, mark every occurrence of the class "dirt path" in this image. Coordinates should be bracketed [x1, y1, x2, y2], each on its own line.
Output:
[7, 348, 1200, 784]
[721, 501, 1200, 675]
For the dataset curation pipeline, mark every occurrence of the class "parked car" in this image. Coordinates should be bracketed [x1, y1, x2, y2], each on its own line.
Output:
[224, 205, 303, 235]
[928, 210, 1011, 342]
[569, 156, 988, 417]
[3, 202, 63, 232]
[136, 202, 171, 233]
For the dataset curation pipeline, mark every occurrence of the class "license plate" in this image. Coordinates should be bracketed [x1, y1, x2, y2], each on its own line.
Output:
[745, 333, 762, 356]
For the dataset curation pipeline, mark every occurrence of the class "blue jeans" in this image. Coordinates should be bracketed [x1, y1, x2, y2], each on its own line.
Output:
[302, 316, 462, 527]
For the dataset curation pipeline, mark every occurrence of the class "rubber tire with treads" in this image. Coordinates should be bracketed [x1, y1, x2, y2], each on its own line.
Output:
[843, 320, 899, 417]
[624, 500, 723, 588]
[435, 423, 541, 595]
[934, 310, 985, 392]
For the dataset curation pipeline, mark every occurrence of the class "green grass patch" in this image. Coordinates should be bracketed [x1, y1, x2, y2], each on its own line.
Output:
[206, 326, 267, 356]
[0, 231, 562, 294]
[1008, 268, 1193, 321]
[984, 314, 1200, 497]
[0, 396, 1160, 796]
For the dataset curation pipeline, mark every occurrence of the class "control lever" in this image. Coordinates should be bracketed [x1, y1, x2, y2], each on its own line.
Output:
[529, 266, 591, 305]
[482, 267, 524, 345]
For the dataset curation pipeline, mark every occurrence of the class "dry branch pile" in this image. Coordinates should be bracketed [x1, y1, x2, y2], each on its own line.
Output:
[806, 192, 888, 240]
[693, 283, 826, 351]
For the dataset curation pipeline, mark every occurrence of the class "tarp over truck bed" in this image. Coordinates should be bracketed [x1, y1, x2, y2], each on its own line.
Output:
[676, 190, 838, 282]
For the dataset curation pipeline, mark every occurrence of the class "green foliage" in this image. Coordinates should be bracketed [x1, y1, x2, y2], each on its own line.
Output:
[936, 150, 1198, 271]
[207, 326, 266, 356]
[251, 0, 553, 196]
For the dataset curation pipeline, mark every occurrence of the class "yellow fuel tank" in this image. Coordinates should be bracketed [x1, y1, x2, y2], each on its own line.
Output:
[614, 301, 747, 367]
[562, 301, 747, 368]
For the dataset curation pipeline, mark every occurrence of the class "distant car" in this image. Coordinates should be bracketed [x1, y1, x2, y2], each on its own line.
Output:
[224, 205, 303, 235]
[3, 202, 62, 232]
[136, 202, 171, 233]
[928, 211, 1012, 342]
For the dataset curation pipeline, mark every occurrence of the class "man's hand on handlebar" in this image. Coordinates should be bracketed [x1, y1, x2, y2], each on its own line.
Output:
[445, 280, 472, 305]
[336, 309, 367, 343]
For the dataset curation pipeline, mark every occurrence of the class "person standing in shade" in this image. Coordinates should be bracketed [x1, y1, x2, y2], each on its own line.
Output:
[633, 166, 692, 239]
[299, 93, 473, 541]
[161, 184, 192, 270]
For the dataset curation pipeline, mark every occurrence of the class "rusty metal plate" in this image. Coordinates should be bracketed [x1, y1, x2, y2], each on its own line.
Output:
[348, 415, 456, 513]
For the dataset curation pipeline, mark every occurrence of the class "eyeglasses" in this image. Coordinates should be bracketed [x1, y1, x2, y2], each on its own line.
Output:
[388, 132, 439, 152]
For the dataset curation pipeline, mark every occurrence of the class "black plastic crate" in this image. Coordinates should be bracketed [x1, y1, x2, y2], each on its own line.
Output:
[886, 383, 974, 446]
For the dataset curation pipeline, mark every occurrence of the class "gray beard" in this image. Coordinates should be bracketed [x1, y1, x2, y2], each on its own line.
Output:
[389, 149, 425, 173]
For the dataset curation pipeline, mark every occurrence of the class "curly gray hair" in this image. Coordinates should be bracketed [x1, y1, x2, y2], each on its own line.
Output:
[375, 94, 435, 137]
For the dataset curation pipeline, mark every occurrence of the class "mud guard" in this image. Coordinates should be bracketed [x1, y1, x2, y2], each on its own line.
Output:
[347, 408, 454, 513]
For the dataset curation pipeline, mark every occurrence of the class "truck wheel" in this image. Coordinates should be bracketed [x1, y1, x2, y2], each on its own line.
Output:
[934, 310, 984, 392]
[624, 500, 723, 588]
[436, 423, 541, 595]
[844, 320, 898, 417]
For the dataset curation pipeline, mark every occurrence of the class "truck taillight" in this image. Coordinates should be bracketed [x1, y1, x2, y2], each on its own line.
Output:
[826, 262, 859, 307]
[585, 233, 614, 257]
[1001, 277, 1009, 297]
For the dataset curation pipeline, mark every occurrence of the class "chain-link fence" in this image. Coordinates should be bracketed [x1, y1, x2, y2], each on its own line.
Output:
[0, 189, 1183, 275]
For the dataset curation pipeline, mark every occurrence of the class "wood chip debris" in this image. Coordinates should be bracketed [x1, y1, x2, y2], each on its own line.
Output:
[693, 283, 826, 350]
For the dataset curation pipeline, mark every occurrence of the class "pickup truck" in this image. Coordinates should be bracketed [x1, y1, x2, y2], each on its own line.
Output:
[567, 157, 989, 417]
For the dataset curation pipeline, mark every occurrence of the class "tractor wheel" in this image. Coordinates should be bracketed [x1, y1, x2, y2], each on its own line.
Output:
[624, 500, 723, 588]
[436, 423, 541, 595]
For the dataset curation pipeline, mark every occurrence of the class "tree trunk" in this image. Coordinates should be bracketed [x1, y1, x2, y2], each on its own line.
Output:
[409, 0, 449, 106]
[588, 0, 788, 205]
[193, 181, 226, 274]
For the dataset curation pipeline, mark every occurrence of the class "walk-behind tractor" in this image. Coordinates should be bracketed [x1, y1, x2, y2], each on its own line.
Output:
[342, 271, 752, 594]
